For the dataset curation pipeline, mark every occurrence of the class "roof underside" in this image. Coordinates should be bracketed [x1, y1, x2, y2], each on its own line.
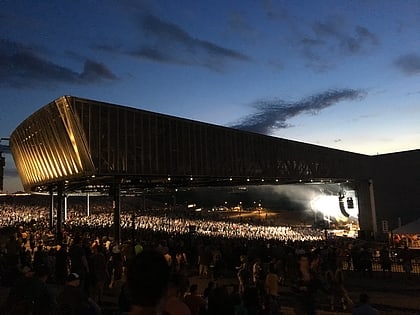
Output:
[10, 96, 372, 194]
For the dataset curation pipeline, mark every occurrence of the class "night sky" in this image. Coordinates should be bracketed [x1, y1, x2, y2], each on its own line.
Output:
[1, 0, 420, 192]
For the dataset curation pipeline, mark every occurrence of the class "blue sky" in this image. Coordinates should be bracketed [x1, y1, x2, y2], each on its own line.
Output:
[1, 0, 420, 192]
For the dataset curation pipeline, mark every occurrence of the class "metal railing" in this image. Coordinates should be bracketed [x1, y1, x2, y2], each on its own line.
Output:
[342, 257, 420, 274]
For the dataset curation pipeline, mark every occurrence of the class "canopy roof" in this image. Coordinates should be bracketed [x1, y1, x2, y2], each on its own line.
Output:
[10, 96, 369, 193]
[393, 218, 420, 234]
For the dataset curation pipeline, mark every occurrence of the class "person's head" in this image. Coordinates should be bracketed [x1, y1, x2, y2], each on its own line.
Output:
[359, 293, 370, 304]
[112, 244, 121, 254]
[73, 235, 81, 245]
[35, 264, 50, 281]
[134, 243, 143, 255]
[167, 272, 189, 297]
[127, 249, 170, 308]
[66, 272, 81, 287]
[189, 284, 198, 295]
[21, 265, 34, 278]
[298, 253, 310, 265]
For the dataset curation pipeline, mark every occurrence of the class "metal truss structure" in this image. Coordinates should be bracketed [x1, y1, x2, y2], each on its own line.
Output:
[8, 96, 420, 243]
[10, 96, 371, 194]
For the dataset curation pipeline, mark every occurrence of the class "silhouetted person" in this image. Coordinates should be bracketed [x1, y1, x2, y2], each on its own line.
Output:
[4, 264, 56, 315]
[379, 245, 392, 278]
[183, 284, 206, 315]
[69, 235, 90, 291]
[55, 243, 68, 285]
[164, 273, 191, 315]
[400, 246, 412, 279]
[352, 293, 379, 315]
[294, 253, 322, 315]
[55, 272, 100, 315]
[126, 249, 170, 315]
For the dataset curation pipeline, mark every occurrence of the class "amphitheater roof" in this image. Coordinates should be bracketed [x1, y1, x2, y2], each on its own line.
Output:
[10, 96, 372, 194]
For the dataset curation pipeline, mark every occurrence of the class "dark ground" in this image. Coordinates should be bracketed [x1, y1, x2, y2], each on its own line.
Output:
[0, 267, 419, 314]
[187, 269, 420, 315]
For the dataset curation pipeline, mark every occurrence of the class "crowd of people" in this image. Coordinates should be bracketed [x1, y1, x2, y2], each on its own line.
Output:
[0, 195, 388, 314]
[64, 211, 325, 242]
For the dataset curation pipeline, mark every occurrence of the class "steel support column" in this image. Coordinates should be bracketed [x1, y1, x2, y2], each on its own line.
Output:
[64, 195, 68, 221]
[368, 179, 378, 236]
[357, 180, 377, 240]
[56, 183, 64, 244]
[113, 181, 121, 244]
[87, 193, 90, 216]
[49, 190, 54, 229]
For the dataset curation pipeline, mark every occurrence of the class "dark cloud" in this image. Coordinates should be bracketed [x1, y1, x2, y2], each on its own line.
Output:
[300, 38, 328, 67]
[355, 26, 378, 44]
[299, 19, 379, 70]
[267, 59, 285, 71]
[94, 43, 123, 53]
[228, 12, 252, 33]
[407, 90, 420, 96]
[341, 26, 379, 54]
[230, 89, 366, 134]
[313, 20, 341, 38]
[262, 0, 288, 20]
[131, 47, 187, 65]
[0, 39, 117, 89]
[301, 38, 326, 46]
[311, 22, 378, 54]
[394, 53, 420, 75]
[228, 12, 259, 42]
[131, 14, 251, 71]
[80, 60, 117, 81]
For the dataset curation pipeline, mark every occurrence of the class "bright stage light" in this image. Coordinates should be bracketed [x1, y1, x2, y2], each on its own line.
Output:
[310, 192, 358, 222]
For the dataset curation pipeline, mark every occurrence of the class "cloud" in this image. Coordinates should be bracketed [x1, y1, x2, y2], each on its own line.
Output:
[311, 21, 378, 54]
[227, 12, 259, 42]
[230, 89, 366, 134]
[0, 38, 117, 89]
[341, 26, 379, 54]
[131, 14, 251, 71]
[131, 47, 186, 65]
[298, 18, 379, 70]
[80, 60, 117, 82]
[312, 20, 341, 38]
[261, 0, 288, 20]
[394, 53, 420, 75]
[94, 43, 123, 53]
